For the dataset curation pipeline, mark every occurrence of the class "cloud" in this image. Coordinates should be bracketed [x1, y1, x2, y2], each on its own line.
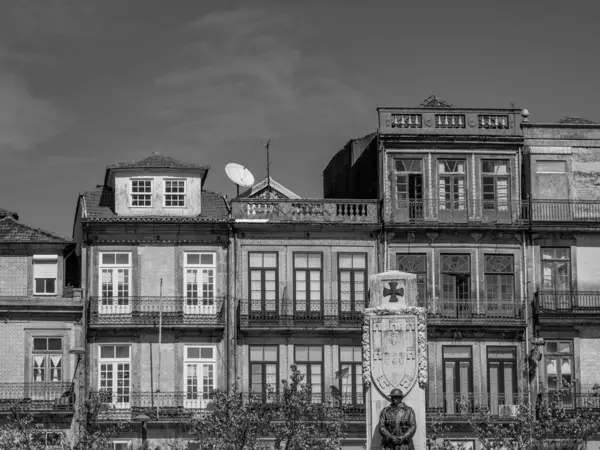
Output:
[147, 6, 370, 148]
[0, 67, 73, 152]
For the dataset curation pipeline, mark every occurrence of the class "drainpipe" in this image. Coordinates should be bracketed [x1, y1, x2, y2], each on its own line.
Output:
[227, 224, 237, 392]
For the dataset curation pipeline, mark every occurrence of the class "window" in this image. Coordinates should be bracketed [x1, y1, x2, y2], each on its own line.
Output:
[33, 255, 58, 295]
[184, 346, 216, 409]
[536, 161, 566, 173]
[130, 179, 152, 207]
[99, 345, 130, 408]
[438, 160, 466, 211]
[295, 346, 323, 402]
[440, 254, 471, 317]
[99, 252, 131, 313]
[546, 340, 574, 408]
[338, 253, 366, 315]
[396, 254, 427, 306]
[165, 179, 186, 207]
[339, 346, 363, 406]
[112, 442, 131, 450]
[482, 160, 509, 211]
[294, 253, 322, 316]
[185, 253, 215, 313]
[394, 158, 423, 219]
[42, 431, 65, 449]
[32, 338, 62, 383]
[485, 255, 515, 317]
[541, 248, 571, 291]
[443, 346, 473, 414]
[250, 346, 278, 402]
[249, 252, 278, 315]
[487, 347, 517, 414]
[187, 443, 201, 450]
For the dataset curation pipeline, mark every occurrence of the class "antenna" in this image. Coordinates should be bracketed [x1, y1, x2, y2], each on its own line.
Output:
[225, 163, 255, 197]
[265, 139, 271, 195]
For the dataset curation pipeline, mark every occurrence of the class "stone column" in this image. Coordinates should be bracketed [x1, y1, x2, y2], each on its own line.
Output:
[363, 271, 427, 449]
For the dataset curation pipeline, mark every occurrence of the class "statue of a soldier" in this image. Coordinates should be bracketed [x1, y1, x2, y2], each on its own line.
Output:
[378, 388, 417, 450]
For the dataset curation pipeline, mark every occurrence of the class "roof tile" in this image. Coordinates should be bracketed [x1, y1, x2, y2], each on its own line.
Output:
[107, 152, 210, 170]
[0, 217, 71, 243]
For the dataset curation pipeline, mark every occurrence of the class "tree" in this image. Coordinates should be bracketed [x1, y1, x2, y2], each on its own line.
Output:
[0, 405, 49, 450]
[464, 384, 600, 450]
[271, 365, 346, 450]
[71, 394, 121, 450]
[190, 387, 274, 450]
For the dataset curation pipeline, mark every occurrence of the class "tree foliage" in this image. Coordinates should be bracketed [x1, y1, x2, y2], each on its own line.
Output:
[190, 365, 347, 450]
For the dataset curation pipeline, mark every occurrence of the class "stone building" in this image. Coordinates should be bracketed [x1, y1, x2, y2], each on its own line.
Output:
[524, 116, 600, 417]
[73, 153, 230, 449]
[325, 96, 530, 447]
[0, 208, 83, 447]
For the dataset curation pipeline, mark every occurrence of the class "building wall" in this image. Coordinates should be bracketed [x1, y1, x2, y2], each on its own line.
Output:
[0, 255, 28, 296]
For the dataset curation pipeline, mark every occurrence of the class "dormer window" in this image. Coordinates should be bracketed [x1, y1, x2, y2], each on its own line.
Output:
[131, 179, 152, 207]
[165, 179, 186, 207]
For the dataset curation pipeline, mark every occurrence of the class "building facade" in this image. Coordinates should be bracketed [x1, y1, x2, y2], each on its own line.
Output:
[73, 154, 230, 449]
[0, 208, 83, 448]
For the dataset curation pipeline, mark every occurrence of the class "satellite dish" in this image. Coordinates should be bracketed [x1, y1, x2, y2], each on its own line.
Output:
[225, 163, 255, 187]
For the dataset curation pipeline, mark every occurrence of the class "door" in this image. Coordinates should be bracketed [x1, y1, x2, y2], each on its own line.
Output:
[443, 347, 473, 414]
[394, 159, 424, 222]
[441, 255, 471, 318]
[438, 160, 467, 223]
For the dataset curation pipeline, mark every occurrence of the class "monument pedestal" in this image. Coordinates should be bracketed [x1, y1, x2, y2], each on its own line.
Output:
[363, 271, 427, 450]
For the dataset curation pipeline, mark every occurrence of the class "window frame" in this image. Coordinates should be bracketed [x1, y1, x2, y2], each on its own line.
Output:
[130, 178, 153, 208]
[99, 252, 132, 312]
[541, 247, 571, 291]
[248, 252, 279, 315]
[481, 159, 510, 211]
[545, 340, 574, 404]
[486, 346, 518, 410]
[184, 252, 216, 309]
[396, 253, 427, 306]
[98, 344, 131, 408]
[337, 253, 367, 315]
[112, 441, 132, 450]
[442, 345, 474, 414]
[484, 254, 516, 316]
[249, 345, 279, 401]
[437, 158, 467, 211]
[183, 345, 217, 408]
[32, 337, 63, 383]
[33, 255, 58, 296]
[164, 178, 187, 208]
[293, 252, 323, 316]
[294, 345, 324, 402]
[338, 345, 363, 406]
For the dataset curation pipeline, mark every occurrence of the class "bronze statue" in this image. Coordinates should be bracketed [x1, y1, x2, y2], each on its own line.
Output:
[378, 388, 416, 450]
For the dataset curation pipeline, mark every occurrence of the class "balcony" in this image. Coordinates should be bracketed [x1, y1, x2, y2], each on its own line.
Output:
[427, 298, 526, 327]
[88, 296, 225, 328]
[231, 199, 379, 225]
[530, 199, 600, 226]
[426, 392, 527, 419]
[538, 393, 600, 413]
[0, 288, 83, 315]
[0, 383, 73, 414]
[239, 299, 364, 331]
[388, 198, 528, 227]
[534, 291, 600, 325]
[93, 391, 210, 422]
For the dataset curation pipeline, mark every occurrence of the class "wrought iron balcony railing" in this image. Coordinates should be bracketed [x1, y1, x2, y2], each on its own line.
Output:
[530, 199, 600, 223]
[231, 199, 379, 224]
[427, 298, 525, 325]
[389, 198, 528, 226]
[538, 392, 600, 412]
[0, 383, 73, 413]
[89, 296, 224, 326]
[239, 299, 364, 330]
[426, 392, 527, 417]
[535, 291, 600, 314]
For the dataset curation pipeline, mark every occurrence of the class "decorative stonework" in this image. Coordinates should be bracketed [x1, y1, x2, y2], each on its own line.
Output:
[362, 306, 427, 391]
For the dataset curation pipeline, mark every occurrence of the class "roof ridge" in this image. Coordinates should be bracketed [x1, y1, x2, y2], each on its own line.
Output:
[420, 95, 453, 108]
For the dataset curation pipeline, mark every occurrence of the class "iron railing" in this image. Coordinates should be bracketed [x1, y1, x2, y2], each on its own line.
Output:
[535, 291, 600, 313]
[89, 296, 224, 326]
[426, 392, 527, 417]
[389, 198, 528, 225]
[530, 199, 600, 223]
[239, 299, 365, 329]
[0, 383, 73, 412]
[538, 392, 600, 411]
[427, 298, 525, 324]
[231, 199, 379, 224]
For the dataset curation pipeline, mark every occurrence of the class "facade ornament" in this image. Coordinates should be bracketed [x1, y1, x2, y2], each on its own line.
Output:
[426, 232, 439, 245]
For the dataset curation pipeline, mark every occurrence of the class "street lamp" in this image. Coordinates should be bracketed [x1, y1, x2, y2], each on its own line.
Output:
[133, 413, 151, 449]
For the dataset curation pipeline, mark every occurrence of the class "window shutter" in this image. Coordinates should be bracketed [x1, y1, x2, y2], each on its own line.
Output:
[33, 258, 58, 279]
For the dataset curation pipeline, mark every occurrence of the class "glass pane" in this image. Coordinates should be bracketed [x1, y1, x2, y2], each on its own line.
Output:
[264, 347, 278, 361]
[187, 254, 200, 265]
[546, 342, 558, 353]
[353, 346, 361, 361]
[115, 254, 129, 265]
[48, 338, 62, 351]
[263, 253, 277, 268]
[200, 348, 213, 359]
[101, 253, 115, 265]
[250, 347, 263, 361]
[340, 346, 353, 361]
[353, 254, 366, 269]
[339, 255, 352, 269]
[187, 347, 200, 359]
[200, 254, 214, 265]
[443, 346, 472, 359]
[488, 348, 516, 359]
[33, 338, 47, 351]
[100, 346, 115, 359]
[294, 254, 307, 268]
[309, 347, 322, 362]
[115, 346, 129, 358]
[296, 346, 308, 361]
[308, 254, 321, 268]
[558, 342, 571, 353]
[249, 253, 262, 267]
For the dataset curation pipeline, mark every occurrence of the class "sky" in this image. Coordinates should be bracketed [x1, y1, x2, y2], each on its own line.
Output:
[0, 0, 599, 237]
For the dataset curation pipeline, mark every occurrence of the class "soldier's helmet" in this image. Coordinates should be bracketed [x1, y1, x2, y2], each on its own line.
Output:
[389, 388, 404, 398]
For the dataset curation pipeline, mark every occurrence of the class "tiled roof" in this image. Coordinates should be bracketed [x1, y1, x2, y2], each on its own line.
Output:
[238, 177, 301, 199]
[0, 217, 71, 243]
[420, 95, 453, 108]
[557, 116, 598, 125]
[107, 152, 210, 170]
[0, 208, 18, 219]
[81, 187, 230, 222]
